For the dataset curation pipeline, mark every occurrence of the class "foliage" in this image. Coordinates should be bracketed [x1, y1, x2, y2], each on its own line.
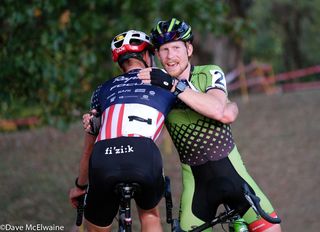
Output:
[1, 0, 318, 130]
[1, 0, 110, 129]
[0, 0, 234, 129]
[244, 0, 320, 72]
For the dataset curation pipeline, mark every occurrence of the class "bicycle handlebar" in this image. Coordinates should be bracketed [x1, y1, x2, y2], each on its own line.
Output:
[76, 194, 85, 226]
[242, 183, 281, 224]
[164, 176, 173, 224]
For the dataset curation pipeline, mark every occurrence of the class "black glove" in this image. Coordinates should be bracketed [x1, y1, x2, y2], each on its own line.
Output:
[88, 113, 101, 136]
[150, 68, 175, 90]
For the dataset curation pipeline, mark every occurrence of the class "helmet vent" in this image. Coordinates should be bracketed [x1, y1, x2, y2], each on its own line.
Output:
[129, 39, 143, 45]
[113, 40, 123, 48]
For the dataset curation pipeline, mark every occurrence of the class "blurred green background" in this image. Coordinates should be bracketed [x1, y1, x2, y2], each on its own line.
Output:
[1, 1, 320, 231]
[1, 0, 319, 128]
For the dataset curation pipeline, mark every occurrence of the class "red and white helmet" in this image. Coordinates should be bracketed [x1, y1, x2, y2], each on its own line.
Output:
[111, 30, 153, 62]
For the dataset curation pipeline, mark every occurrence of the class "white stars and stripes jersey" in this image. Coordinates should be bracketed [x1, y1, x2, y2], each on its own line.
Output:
[90, 69, 176, 142]
[96, 103, 165, 141]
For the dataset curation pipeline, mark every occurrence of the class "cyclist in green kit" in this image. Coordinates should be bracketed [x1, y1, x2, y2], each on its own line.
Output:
[138, 18, 282, 232]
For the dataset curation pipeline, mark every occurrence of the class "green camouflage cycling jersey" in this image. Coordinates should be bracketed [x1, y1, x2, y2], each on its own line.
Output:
[166, 65, 235, 166]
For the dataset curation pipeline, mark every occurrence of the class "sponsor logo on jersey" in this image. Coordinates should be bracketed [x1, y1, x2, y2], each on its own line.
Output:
[105, 145, 134, 155]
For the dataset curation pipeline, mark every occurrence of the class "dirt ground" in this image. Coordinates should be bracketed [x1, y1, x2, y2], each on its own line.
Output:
[159, 89, 320, 231]
[232, 89, 320, 232]
[0, 89, 319, 231]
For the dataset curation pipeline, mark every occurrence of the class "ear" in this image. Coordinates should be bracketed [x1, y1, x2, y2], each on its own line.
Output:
[186, 42, 193, 57]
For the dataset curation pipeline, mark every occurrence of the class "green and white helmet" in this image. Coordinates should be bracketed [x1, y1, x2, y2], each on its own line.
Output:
[150, 18, 193, 49]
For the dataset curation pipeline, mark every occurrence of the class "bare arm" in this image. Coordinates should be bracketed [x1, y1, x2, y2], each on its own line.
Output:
[223, 101, 239, 123]
[178, 87, 238, 124]
[77, 133, 96, 184]
[138, 67, 239, 124]
[69, 132, 96, 208]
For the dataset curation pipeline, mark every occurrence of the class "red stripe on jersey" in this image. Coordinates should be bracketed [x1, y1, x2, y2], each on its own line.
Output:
[156, 112, 162, 123]
[105, 105, 115, 139]
[96, 111, 105, 142]
[152, 112, 164, 141]
[117, 104, 125, 137]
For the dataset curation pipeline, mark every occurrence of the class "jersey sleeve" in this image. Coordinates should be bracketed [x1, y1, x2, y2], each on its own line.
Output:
[90, 85, 102, 114]
[205, 65, 227, 94]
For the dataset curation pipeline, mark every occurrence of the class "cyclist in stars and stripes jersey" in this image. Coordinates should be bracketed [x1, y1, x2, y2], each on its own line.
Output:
[138, 18, 282, 232]
[69, 30, 177, 232]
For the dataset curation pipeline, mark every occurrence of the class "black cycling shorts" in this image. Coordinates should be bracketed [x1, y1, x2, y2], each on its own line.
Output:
[179, 147, 276, 231]
[190, 157, 252, 222]
[84, 136, 164, 227]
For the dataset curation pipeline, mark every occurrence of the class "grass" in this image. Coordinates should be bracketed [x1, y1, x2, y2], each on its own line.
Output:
[0, 125, 80, 229]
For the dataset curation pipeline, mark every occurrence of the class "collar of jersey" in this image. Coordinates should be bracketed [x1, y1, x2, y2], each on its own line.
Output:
[127, 68, 142, 74]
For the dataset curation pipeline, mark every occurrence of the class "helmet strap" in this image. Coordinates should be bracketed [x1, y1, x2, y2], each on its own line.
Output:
[147, 50, 156, 67]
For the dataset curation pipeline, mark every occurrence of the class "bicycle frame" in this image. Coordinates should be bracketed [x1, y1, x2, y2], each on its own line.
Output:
[115, 182, 140, 232]
[188, 205, 247, 232]
[167, 182, 281, 232]
[76, 177, 175, 231]
[74, 182, 139, 232]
